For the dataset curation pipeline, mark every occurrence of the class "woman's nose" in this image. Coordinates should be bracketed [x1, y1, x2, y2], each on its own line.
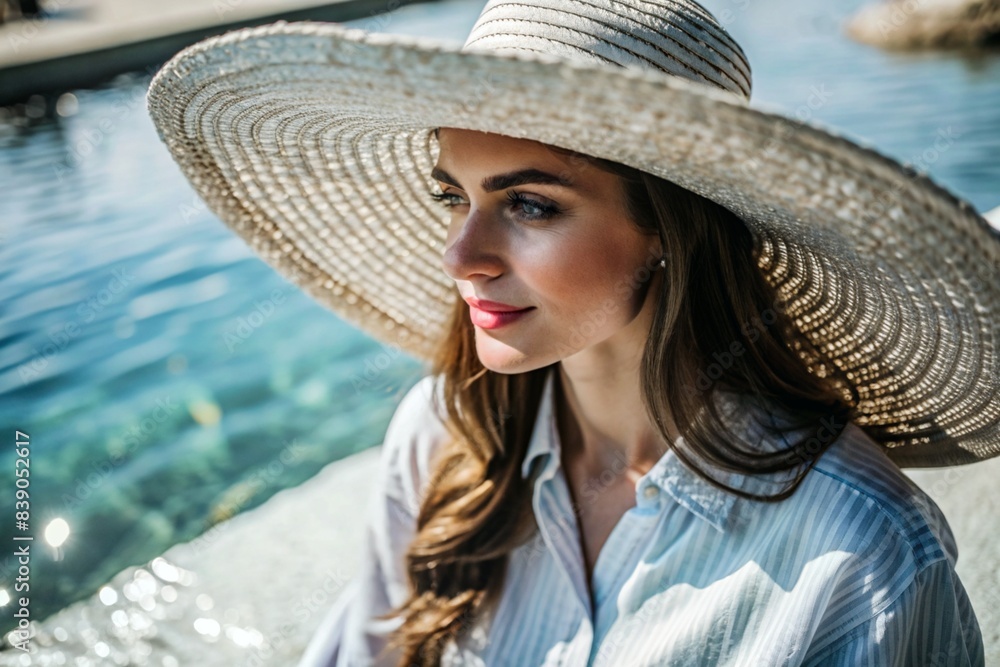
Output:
[440, 207, 505, 281]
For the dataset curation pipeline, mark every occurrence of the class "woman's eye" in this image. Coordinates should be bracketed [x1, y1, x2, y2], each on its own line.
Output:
[517, 199, 542, 216]
[427, 189, 560, 221]
[507, 191, 560, 220]
[428, 191, 465, 208]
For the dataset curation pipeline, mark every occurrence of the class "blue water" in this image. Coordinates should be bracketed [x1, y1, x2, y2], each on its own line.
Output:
[0, 0, 998, 631]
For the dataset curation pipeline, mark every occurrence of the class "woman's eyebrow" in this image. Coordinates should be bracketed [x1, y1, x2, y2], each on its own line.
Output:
[430, 166, 576, 192]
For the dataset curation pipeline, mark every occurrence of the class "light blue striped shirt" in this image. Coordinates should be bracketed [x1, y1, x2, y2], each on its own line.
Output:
[299, 368, 984, 666]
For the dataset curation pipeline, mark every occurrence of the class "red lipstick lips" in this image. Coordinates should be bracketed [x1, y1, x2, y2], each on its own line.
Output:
[464, 297, 535, 330]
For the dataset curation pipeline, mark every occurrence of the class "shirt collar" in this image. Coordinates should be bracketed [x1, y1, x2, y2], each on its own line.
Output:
[520, 367, 560, 480]
[520, 367, 807, 533]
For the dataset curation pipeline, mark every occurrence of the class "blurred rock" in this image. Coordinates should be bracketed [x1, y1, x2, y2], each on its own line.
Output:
[846, 0, 1000, 49]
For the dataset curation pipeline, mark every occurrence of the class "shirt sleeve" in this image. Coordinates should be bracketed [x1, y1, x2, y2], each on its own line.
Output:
[297, 374, 450, 667]
[803, 556, 985, 666]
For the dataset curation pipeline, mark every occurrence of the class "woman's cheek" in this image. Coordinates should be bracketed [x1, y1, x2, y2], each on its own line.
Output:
[530, 240, 594, 290]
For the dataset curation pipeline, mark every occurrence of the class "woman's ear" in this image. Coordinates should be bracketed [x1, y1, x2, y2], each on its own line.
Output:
[651, 240, 665, 265]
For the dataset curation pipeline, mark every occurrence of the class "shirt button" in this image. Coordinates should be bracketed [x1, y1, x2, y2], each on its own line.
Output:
[642, 485, 660, 500]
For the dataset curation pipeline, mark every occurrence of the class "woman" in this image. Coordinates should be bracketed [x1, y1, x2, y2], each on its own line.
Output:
[146, 1, 996, 665]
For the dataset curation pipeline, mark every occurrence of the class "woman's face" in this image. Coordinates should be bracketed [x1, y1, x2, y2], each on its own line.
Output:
[433, 128, 664, 373]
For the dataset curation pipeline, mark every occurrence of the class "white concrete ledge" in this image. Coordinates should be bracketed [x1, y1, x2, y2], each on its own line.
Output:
[0, 446, 381, 666]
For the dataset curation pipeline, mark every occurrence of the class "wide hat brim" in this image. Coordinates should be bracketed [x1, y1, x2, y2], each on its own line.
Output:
[146, 20, 1000, 468]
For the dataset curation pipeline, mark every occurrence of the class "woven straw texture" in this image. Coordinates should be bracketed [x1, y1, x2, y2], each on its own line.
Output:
[146, 18, 1000, 468]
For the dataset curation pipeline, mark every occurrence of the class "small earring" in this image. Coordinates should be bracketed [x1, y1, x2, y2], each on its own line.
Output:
[658, 256, 666, 268]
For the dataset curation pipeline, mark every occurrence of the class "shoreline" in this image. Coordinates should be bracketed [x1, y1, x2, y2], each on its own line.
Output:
[0, 0, 441, 106]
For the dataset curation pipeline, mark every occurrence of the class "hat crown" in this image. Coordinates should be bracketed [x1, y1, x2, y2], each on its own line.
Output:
[460, 0, 752, 100]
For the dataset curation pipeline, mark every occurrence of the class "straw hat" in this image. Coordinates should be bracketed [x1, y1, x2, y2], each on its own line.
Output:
[145, 0, 1000, 468]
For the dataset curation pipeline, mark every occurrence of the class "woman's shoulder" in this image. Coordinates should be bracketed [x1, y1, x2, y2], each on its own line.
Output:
[722, 394, 958, 570]
[378, 373, 451, 517]
[791, 421, 959, 569]
[785, 425, 985, 665]
[721, 420, 969, 646]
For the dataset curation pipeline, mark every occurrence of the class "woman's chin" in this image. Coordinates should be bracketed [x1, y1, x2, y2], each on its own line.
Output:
[475, 336, 539, 374]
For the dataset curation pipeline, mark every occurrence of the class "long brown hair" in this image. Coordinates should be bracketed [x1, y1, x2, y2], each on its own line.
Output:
[376, 135, 860, 665]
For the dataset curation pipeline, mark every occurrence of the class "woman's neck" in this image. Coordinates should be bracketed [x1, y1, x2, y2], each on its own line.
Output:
[554, 361, 672, 482]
